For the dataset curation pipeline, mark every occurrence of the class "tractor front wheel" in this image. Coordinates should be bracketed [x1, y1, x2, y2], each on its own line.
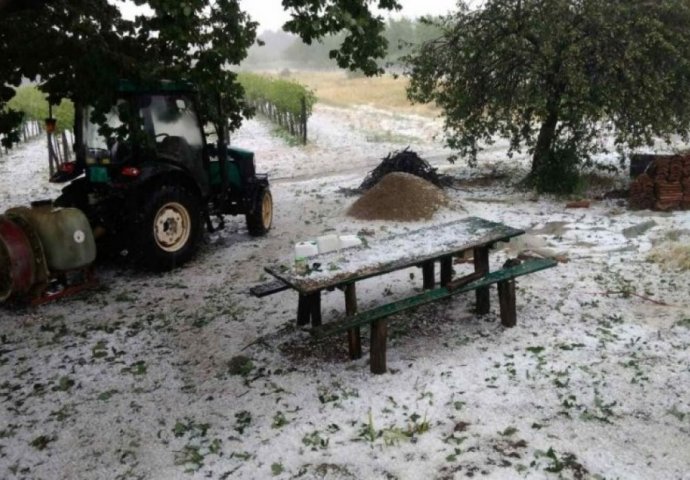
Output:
[135, 185, 202, 270]
[246, 188, 273, 236]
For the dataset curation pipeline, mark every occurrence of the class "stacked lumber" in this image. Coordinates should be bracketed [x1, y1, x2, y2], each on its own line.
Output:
[629, 155, 690, 211]
[629, 173, 655, 209]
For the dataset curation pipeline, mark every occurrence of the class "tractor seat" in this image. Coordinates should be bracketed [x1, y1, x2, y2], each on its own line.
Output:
[156, 135, 194, 164]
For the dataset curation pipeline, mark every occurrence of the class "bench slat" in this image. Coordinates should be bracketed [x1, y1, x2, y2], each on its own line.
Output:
[249, 280, 290, 298]
[311, 258, 557, 339]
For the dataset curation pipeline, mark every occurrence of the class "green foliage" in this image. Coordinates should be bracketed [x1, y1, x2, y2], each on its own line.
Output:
[301, 430, 329, 450]
[30, 435, 54, 451]
[271, 411, 290, 429]
[282, 0, 402, 75]
[0, 0, 400, 147]
[172, 417, 220, 472]
[406, 0, 690, 193]
[6, 86, 74, 133]
[238, 73, 316, 118]
[532, 145, 583, 194]
[227, 355, 254, 376]
[0, 110, 23, 148]
[6, 87, 44, 120]
[234, 410, 252, 435]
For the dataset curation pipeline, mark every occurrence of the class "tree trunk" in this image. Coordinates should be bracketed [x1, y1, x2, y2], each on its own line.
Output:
[531, 108, 558, 176]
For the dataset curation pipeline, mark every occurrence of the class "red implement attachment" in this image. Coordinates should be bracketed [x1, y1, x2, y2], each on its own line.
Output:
[0, 215, 36, 301]
[1, 211, 97, 305]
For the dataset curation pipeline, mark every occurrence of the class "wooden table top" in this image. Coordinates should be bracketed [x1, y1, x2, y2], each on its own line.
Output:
[265, 217, 524, 294]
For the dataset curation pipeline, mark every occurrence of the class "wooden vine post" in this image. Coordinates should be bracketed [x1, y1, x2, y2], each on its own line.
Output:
[301, 96, 308, 145]
[46, 104, 57, 177]
[61, 131, 71, 163]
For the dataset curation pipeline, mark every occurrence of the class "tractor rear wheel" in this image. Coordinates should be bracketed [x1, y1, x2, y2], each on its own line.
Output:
[246, 188, 273, 236]
[135, 184, 202, 270]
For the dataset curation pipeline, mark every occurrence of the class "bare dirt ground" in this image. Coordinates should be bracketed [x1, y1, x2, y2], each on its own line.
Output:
[0, 104, 689, 480]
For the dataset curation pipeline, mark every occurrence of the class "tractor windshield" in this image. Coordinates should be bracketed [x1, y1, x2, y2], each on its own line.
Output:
[83, 105, 124, 151]
[138, 95, 203, 146]
[83, 93, 203, 165]
[138, 94, 204, 165]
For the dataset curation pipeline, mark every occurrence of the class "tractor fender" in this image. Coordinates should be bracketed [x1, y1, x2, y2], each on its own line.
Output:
[135, 162, 208, 200]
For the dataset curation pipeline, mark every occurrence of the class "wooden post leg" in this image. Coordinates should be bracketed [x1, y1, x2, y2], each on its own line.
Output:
[498, 279, 517, 327]
[345, 284, 361, 360]
[473, 246, 490, 314]
[422, 261, 435, 290]
[440, 256, 453, 286]
[297, 294, 310, 326]
[310, 291, 322, 327]
[370, 318, 387, 374]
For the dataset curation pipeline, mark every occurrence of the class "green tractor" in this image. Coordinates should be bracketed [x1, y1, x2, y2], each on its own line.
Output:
[52, 81, 273, 270]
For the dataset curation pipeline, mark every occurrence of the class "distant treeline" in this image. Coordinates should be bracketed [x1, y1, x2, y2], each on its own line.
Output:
[244, 17, 441, 70]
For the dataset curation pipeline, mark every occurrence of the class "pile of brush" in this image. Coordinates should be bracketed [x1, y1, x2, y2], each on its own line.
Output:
[359, 148, 450, 190]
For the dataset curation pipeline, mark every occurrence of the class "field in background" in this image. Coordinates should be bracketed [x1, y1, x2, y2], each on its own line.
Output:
[289, 71, 440, 117]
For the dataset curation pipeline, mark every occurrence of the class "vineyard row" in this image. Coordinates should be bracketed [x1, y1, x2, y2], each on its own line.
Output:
[238, 73, 316, 144]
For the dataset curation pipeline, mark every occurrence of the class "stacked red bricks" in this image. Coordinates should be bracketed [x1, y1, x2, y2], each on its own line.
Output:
[630, 155, 690, 211]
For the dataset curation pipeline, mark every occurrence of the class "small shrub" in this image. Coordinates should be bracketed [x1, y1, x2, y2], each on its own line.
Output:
[533, 146, 583, 194]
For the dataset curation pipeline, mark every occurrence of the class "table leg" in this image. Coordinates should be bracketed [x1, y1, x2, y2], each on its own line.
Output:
[344, 283, 362, 360]
[422, 261, 435, 289]
[473, 246, 490, 314]
[297, 294, 310, 326]
[370, 318, 388, 374]
[498, 279, 516, 327]
[440, 256, 453, 286]
[310, 291, 322, 327]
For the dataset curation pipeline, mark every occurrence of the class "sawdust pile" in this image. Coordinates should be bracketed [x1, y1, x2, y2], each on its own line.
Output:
[347, 172, 450, 221]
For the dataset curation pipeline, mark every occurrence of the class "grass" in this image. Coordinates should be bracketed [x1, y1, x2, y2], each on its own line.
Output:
[365, 130, 422, 144]
[289, 71, 439, 117]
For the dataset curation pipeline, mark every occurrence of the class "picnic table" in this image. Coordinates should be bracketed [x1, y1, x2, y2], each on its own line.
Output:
[260, 217, 556, 374]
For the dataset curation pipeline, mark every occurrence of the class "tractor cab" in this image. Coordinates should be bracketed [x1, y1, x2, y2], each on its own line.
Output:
[69, 83, 208, 191]
[53, 80, 273, 270]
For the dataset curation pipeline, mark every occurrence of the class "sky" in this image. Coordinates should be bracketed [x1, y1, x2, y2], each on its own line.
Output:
[239, 0, 459, 32]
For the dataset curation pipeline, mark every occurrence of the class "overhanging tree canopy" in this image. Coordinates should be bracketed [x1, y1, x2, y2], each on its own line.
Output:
[406, 0, 690, 192]
[0, 0, 400, 146]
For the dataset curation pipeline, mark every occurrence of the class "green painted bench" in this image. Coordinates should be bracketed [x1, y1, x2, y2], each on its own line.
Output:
[249, 279, 289, 298]
[310, 258, 557, 374]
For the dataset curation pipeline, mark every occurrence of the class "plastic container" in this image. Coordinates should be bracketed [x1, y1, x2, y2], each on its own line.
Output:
[316, 234, 340, 254]
[8, 206, 96, 271]
[339, 235, 362, 249]
[295, 241, 318, 259]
